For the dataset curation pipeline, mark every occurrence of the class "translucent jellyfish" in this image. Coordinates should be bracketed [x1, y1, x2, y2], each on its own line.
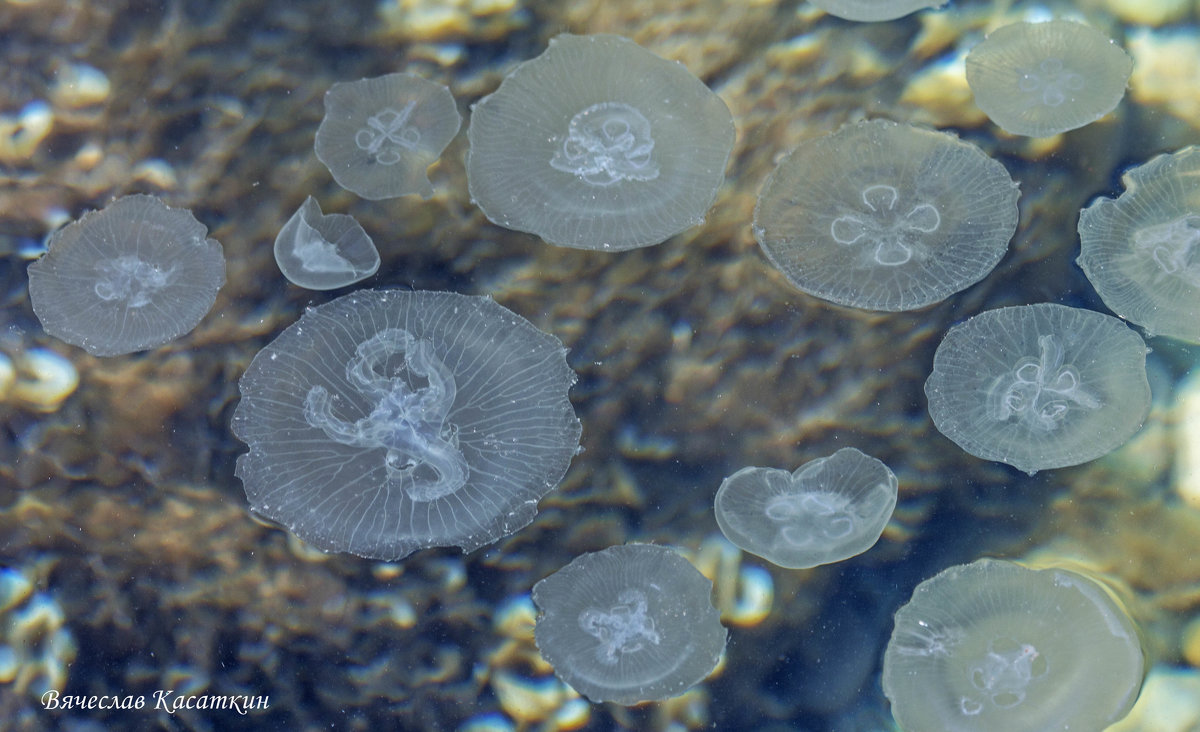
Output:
[713, 447, 898, 570]
[26, 194, 225, 357]
[882, 559, 1144, 731]
[230, 289, 582, 560]
[467, 33, 735, 251]
[314, 72, 461, 200]
[532, 544, 727, 705]
[808, 0, 946, 22]
[1078, 146, 1200, 343]
[924, 303, 1150, 475]
[965, 20, 1133, 137]
[753, 119, 1019, 311]
[273, 196, 379, 291]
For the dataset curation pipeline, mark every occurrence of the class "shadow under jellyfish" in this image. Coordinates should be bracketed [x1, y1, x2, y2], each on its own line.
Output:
[467, 33, 735, 251]
[231, 289, 582, 561]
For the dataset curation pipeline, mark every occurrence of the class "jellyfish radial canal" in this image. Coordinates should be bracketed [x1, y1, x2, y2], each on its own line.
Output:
[303, 327, 468, 502]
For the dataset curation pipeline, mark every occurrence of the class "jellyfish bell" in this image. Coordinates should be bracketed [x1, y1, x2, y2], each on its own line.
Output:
[466, 33, 735, 251]
[230, 289, 581, 561]
[924, 303, 1150, 475]
[27, 194, 225, 357]
[714, 447, 898, 570]
[753, 119, 1019, 311]
[273, 196, 379, 291]
[965, 20, 1133, 137]
[532, 544, 727, 705]
[882, 558, 1145, 731]
[1078, 146, 1200, 344]
[314, 72, 461, 200]
[808, 0, 947, 22]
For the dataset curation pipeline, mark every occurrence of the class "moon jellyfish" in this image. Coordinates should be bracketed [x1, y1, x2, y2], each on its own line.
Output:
[753, 119, 1019, 311]
[924, 303, 1150, 475]
[714, 447, 898, 570]
[1078, 146, 1200, 343]
[965, 20, 1133, 137]
[532, 544, 727, 705]
[466, 33, 735, 251]
[883, 559, 1144, 732]
[27, 194, 225, 357]
[231, 289, 582, 560]
[273, 196, 379, 290]
[807, 0, 946, 22]
[314, 72, 461, 200]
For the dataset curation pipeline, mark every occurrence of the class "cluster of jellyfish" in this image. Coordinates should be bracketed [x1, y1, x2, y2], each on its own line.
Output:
[25, 0, 1188, 726]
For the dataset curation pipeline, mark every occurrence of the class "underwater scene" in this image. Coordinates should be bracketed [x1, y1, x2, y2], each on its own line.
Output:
[4, 0, 1200, 729]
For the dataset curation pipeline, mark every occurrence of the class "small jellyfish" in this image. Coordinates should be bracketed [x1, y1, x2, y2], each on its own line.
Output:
[753, 119, 1019, 311]
[714, 448, 898, 570]
[314, 72, 461, 200]
[231, 289, 582, 561]
[924, 303, 1150, 475]
[807, 0, 946, 22]
[1078, 146, 1200, 344]
[965, 20, 1133, 137]
[273, 196, 379, 290]
[467, 33, 735, 251]
[27, 194, 225, 357]
[882, 559, 1144, 731]
[532, 544, 727, 705]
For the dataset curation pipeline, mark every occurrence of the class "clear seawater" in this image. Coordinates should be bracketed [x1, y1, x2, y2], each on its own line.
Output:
[2, 0, 1200, 730]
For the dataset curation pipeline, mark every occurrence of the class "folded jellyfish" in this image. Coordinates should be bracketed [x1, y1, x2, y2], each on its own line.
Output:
[273, 196, 379, 290]
[314, 72, 461, 200]
[753, 119, 1019, 311]
[924, 303, 1150, 475]
[808, 0, 946, 22]
[1077, 146, 1200, 344]
[466, 33, 735, 251]
[532, 544, 727, 705]
[27, 194, 225, 357]
[883, 558, 1144, 732]
[231, 289, 582, 561]
[965, 20, 1133, 138]
[714, 447, 898, 570]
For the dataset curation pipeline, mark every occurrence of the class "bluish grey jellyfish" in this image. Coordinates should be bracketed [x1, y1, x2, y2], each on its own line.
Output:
[808, 0, 946, 22]
[26, 194, 225, 357]
[1078, 146, 1200, 343]
[882, 559, 1144, 732]
[753, 120, 1019, 311]
[466, 33, 735, 251]
[230, 289, 582, 560]
[924, 303, 1150, 475]
[314, 72, 461, 200]
[532, 544, 727, 705]
[965, 20, 1133, 138]
[273, 196, 379, 291]
[714, 447, 898, 570]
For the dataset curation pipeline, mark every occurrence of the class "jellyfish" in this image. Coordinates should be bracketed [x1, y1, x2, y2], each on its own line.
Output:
[26, 194, 225, 357]
[714, 447, 898, 569]
[1077, 146, 1200, 344]
[965, 20, 1133, 138]
[273, 196, 379, 290]
[807, 0, 946, 22]
[882, 559, 1144, 731]
[466, 33, 735, 251]
[753, 119, 1019, 311]
[532, 544, 727, 705]
[924, 303, 1150, 475]
[314, 72, 461, 200]
[230, 289, 582, 561]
